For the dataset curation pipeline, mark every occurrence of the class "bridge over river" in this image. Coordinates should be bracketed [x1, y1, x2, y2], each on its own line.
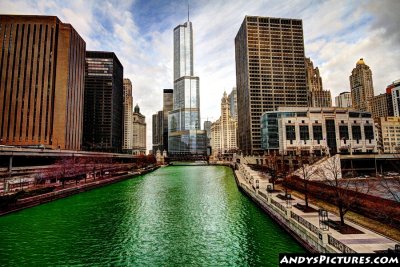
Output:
[0, 165, 304, 266]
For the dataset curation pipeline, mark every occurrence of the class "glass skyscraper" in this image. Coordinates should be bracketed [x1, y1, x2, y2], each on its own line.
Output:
[168, 20, 207, 155]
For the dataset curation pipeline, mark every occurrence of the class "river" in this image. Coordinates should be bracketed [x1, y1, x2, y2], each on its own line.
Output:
[0, 165, 305, 266]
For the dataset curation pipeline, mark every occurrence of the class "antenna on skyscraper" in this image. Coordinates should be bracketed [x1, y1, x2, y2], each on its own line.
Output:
[187, 0, 190, 21]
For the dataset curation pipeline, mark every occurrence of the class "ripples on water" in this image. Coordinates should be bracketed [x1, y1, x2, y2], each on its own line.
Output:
[0, 166, 304, 266]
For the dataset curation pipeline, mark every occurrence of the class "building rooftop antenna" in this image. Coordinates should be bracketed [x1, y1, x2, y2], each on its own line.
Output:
[187, 0, 190, 21]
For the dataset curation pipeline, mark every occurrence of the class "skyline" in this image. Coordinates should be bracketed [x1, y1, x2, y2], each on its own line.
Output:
[2, 0, 399, 151]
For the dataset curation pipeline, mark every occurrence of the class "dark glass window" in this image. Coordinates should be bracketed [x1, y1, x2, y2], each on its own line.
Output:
[326, 119, 337, 154]
[313, 125, 323, 141]
[349, 112, 359, 118]
[364, 125, 374, 140]
[286, 125, 295, 140]
[299, 125, 309, 140]
[352, 125, 362, 140]
[339, 125, 349, 140]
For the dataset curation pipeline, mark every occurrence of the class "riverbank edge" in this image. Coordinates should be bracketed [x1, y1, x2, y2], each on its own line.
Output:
[230, 164, 317, 253]
[0, 166, 159, 216]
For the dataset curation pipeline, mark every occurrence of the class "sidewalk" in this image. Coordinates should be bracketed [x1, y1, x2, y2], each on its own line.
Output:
[235, 164, 399, 253]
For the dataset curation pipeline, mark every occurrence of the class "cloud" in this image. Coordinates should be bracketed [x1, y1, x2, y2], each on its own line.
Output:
[1, 0, 399, 152]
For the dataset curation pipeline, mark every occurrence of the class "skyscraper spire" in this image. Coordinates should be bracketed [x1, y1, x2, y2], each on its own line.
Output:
[187, 0, 190, 21]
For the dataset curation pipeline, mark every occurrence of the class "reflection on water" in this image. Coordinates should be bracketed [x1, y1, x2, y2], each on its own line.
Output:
[0, 166, 304, 266]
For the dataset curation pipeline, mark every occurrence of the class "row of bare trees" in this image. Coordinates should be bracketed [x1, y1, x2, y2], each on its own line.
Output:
[263, 153, 400, 227]
[36, 156, 153, 188]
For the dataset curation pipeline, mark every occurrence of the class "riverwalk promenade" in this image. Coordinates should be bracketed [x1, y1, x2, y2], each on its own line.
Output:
[235, 163, 399, 253]
[0, 166, 158, 216]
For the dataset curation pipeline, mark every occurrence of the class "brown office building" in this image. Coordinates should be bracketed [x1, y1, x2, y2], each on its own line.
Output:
[0, 15, 86, 150]
[235, 16, 308, 155]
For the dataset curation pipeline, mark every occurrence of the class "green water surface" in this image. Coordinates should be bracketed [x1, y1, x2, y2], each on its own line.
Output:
[0, 166, 305, 266]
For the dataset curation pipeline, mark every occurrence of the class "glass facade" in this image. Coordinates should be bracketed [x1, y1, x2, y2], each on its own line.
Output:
[168, 20, 205, 155]
[174, 22, 193, 81]
[168, 130, 207, 154]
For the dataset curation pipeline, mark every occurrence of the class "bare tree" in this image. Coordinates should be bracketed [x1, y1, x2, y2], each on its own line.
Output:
[297, 160, 323, 208]
[265, 153, 280, 190]
[378, 148, 400, 203]
[320, 155, 371, 226]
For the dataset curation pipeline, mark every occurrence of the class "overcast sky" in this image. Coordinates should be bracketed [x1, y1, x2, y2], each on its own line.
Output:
[2, 0, 399, 151]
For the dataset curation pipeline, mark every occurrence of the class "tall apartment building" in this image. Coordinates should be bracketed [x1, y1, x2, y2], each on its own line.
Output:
[371, 93, 393, 118]
[0, 15, 85, 150]
[335, 92, 352, 108]
[387, 79, 400, 116]
[261, 107, 376, 155]
[132, 104, 146, 155]
[123, 78, 133, 153]
[350, 58, 374, 112]
[83, 51, 123, 153]
[168, 18, 207, 155]
[305, 57, 332, 107]
[375, 117, 400, 153]
[152, 89, 174, 153]
[235, 16, 308, 155]
[152, 110, 163, 152]
[228, 87, 238, 119]
[210, 91, 238, 157]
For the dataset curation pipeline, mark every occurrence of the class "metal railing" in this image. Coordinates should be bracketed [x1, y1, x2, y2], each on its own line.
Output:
[291, 211, 319, 235]
[271, 198, 286, 212]
[328, 235, 356, 253]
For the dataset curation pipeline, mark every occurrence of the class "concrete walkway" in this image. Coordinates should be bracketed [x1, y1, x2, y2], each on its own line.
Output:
[236, 164, 399, 253]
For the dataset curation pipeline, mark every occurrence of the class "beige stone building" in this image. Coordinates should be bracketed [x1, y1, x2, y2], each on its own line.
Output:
[375, 117, 400, 154]
[0, 15, 85, 150]
[305, 57, 332, 107]
[371, 93, 393, 118]
[123, 79, 133, 153]
[132, 104, 146, 155]
[350, 58, 374, 112]
[211, 91, 238, 157]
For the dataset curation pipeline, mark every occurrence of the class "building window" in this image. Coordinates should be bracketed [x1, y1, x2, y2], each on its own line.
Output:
[299, 125, 309, 141]
[313, 125, 323, 141]
[286, 125, 296, 141]
[352, 125, 362, 141]
[339, 125, 349, 140]
[364, 125, 374, 140]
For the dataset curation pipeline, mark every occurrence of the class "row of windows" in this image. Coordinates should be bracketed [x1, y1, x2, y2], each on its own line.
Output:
[285, 124, 374, 141]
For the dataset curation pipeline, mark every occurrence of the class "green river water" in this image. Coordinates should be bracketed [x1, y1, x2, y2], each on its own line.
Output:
[0, 166, 305, 266]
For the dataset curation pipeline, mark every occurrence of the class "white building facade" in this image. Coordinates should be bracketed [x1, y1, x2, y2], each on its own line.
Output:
[261, 107, 377, 156]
